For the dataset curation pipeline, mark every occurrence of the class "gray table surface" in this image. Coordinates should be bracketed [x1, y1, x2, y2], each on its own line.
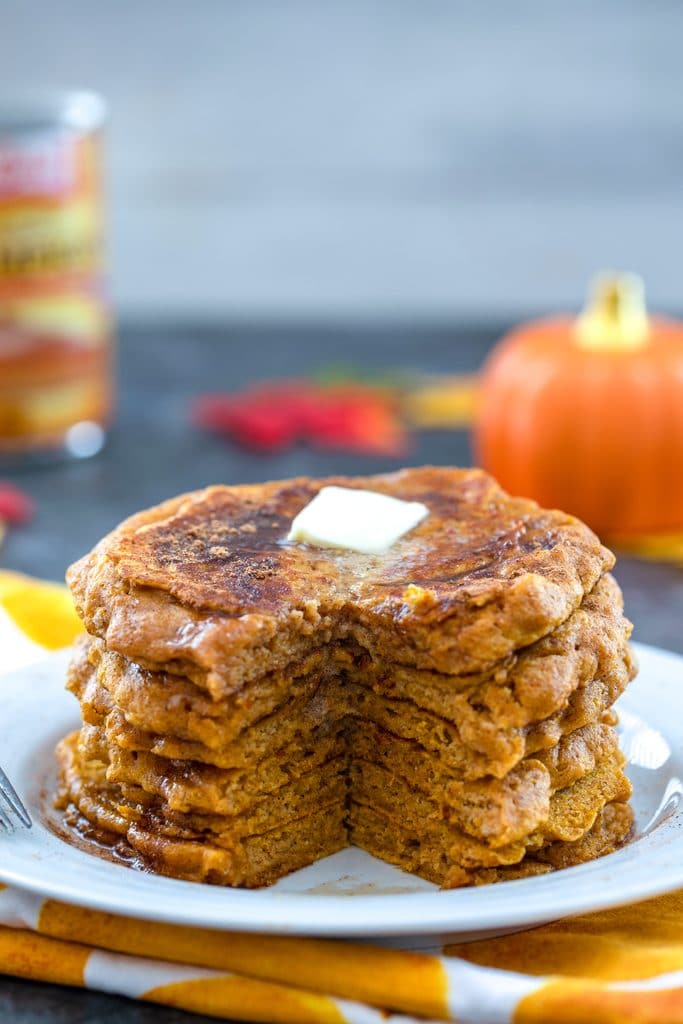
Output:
[2, 322, 682, 1023]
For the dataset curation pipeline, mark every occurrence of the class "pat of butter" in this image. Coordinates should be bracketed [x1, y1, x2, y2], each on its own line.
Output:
[288, 486, 429, 554]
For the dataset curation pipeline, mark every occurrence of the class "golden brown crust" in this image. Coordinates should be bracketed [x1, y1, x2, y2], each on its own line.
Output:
[67, 468, 613, 685]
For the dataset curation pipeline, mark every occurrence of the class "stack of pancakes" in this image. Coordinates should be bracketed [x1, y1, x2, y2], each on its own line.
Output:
[57, 467, 635, 888]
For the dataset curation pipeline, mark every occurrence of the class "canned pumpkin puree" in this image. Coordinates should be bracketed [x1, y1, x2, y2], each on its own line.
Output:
[0, 91, 112, 461]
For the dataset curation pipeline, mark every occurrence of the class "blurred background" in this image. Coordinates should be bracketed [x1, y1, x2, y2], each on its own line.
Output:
[1, 0, 683, 654]
[4, 0, 683, 321]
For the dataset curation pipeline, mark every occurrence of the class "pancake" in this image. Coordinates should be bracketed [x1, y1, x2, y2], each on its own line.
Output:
[349, 748, 630, 852]
[81, 720, 347, 817]
[351, 716, 620, 815]
[75, 632, 634, 771]
[83, 660, 626, 781]
[57, 734, 347, 887]
[56, 466, 635, 889]
[57, 728, 630, 887]
[121, 747, 628, 853]
[69, 634, 333, 752]
[77, 712, 621, 848]
[98, 716, 616, 825]
[351, 801, 634, 888]
[70, 572, 633, 757]
[67, 467, 613, 691]
[71, 584, 633, 777]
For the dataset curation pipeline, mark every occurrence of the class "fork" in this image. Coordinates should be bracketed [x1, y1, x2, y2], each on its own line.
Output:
[0, 767, 32, 832]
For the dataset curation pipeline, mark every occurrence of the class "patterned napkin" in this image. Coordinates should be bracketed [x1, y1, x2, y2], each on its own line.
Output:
[1, 569, 682, 1024]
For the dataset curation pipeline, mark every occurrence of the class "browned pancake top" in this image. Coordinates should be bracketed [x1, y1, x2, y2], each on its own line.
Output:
[98, 467, 609, 613]
[67, 467, 614, 679]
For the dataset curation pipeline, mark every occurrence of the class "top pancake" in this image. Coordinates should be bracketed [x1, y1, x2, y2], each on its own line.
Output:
[67, 467, 613, 687]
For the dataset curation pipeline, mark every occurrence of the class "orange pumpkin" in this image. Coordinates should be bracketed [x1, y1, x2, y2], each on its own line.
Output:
[474, 274, 683, 536]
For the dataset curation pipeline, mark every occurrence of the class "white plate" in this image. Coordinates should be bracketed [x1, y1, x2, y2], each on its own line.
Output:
[1, 642, 682, 939]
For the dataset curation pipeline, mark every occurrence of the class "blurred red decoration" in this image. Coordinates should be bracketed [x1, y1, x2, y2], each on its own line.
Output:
[0, 482, 34, 525]
[192, 383, 408, 457]
[475, 273, 683, 536]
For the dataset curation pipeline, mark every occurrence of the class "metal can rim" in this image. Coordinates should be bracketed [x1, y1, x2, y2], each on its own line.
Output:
[0, 90, 108, 139]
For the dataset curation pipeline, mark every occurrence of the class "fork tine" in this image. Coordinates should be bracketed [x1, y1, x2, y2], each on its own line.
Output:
[0, 767, 31, 827]
[0, 803, 14, 834]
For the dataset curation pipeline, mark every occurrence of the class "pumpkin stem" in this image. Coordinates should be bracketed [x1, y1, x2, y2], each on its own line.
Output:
[575, 272, 650, 352]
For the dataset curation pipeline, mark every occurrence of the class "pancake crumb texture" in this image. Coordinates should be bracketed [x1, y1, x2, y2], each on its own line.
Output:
[56, 467, 635, 887]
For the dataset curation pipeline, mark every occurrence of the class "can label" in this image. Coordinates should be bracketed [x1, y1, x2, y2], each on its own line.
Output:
[0, 133, 74, 196]
[0, 124, 111, 451]
[0, 130, 104, 290]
